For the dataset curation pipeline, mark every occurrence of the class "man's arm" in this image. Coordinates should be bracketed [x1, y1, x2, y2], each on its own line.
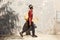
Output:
[28, 10, 32, 25]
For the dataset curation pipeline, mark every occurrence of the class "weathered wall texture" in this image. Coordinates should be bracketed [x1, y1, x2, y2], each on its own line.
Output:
[0, 0, 56, 35]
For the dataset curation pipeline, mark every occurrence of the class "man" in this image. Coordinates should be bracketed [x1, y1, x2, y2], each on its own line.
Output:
[20, 4, 37, 37]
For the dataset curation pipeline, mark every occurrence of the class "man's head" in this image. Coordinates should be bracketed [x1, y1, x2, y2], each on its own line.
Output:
[29, 4, 33, 9]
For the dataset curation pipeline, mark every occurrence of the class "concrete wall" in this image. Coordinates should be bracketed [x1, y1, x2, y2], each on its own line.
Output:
[54, 0, 60, 34]
[0, 0, 56, 35]
[55, 0, 60, 11]
[9, 0, 56, 34]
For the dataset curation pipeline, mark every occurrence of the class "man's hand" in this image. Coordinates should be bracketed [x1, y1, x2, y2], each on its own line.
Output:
[29, 22, 31, 26]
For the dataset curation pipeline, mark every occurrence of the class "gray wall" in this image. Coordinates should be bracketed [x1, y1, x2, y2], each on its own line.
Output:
[9, 0, 56, 34]
[0, 0, 56, 35]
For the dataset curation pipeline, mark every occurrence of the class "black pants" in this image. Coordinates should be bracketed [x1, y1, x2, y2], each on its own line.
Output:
[21, 21, 35, 35]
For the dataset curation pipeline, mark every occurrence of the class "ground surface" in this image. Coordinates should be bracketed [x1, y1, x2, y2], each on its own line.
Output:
[0, 33, 60, 40]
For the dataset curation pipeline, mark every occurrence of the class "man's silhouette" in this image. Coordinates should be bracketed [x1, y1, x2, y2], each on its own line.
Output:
[20, 4, 37, 37]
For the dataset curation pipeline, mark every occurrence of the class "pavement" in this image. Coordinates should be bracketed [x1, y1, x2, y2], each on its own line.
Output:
[0, 33, 60, 40]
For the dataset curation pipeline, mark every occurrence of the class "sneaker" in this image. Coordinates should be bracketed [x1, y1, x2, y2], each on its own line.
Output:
[26, 32, 31, 35]
[20, 32, 23, 37]
[32, 35, 37, 37]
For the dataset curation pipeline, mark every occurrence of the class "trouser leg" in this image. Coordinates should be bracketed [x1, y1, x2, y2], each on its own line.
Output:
[26, 22, 35, 35]
[32, 26, 35, 35]
[26, 21, 31, 35]
[26, 25, 31, 35]
[31, 22, 35, 36]
[31, 22, 37, 37]
[21, 21, 31, 35]
[21, 21, 28, 34]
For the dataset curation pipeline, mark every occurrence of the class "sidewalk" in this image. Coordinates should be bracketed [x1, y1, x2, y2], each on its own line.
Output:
[3, 33, 60, 40]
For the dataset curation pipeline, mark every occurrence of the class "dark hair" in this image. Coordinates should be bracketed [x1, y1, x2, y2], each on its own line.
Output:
[29, 4, 33, 9]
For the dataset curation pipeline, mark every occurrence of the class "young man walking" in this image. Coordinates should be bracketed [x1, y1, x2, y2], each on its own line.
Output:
[20, 4, 37, 37]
